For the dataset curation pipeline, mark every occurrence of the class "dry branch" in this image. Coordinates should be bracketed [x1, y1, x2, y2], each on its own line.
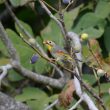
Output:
[0, 92, 30, 110]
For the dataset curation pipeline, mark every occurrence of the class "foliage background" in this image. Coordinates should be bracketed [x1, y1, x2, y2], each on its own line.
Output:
[0, 0, 110, 110]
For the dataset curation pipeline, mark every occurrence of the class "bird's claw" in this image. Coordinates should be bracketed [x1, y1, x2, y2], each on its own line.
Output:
[49, 58, 56, 62]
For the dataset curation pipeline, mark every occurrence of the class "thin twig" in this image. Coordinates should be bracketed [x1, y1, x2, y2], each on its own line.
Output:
[39, 0, 66, 39]
[58, 0, 67, 39]
[0, 64, 12, 87]
[93, 67, 101, 96]
[92, 68, 101, 110]
[63, 0, 74, 13]
[87, 40, 102, 69]
[44, 99, 59, 110]
[69, 97, 83, 110]
[41, 0, 58, 13]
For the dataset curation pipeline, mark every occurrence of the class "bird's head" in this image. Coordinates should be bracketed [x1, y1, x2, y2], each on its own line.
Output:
[43, 40, 56, 51]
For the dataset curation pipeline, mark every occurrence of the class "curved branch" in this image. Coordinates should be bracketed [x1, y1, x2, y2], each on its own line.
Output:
[0, 21, 64, 89]
[0, 64, 12, 87]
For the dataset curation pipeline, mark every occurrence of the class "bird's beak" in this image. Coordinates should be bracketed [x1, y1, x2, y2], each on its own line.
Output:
[43, 41, 48, 44]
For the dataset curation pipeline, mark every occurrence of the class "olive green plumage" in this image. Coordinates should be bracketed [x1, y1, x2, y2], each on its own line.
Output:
[43, 40, 75, 66]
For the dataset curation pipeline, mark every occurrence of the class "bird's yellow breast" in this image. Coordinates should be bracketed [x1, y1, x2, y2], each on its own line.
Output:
[47, 45, 52, 51]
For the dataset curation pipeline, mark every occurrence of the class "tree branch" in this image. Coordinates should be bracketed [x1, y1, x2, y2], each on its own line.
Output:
[67, 32, 106, 110]
[69, 97, 83, 110]
[0, 21, 64, 89]
[44, 99, 59, 110]
[5, 0, 64, 78]
[0, 91, 30, 110]
[0, 64, 12, 87]
[1, 1, 107, 110]
[39, 0, 66, 39]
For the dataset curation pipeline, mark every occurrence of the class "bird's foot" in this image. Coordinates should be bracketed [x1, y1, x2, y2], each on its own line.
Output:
[49, 58, 56, 63]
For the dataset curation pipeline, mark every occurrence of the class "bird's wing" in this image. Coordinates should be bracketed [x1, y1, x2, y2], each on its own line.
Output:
[52, 46, 73, 61]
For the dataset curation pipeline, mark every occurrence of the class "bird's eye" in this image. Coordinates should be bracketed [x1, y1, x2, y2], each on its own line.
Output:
[49, 41, 52, 44]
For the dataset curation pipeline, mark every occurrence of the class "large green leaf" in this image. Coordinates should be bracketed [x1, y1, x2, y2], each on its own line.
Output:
[6, 28, 25, 45]
[15, 87, 48, 102]
[95, 83, 110, 94]
[82, 74, 96, 85]
[73, 13, 101, 30]
[27, 94, 58, 110]
[8, 69, 24, 82]
[15, 20, 34, 38]
[6, 28, 50, 74]
[41, 19, 64, 47]
[72, 12, 105, 38]
[104, 94, 110, 110]
[64, 4, 82, 30]
[0, 39, 9, 56]
[34, 57, 51, 74]
[80, 26, 104, 38]
[27, 100, 46, 110]
[0, 0, 4, 4]
[15, 87, 49, 110]
[95, 0, 110, 19]
[15, 44, 50, 73]
[6, 29, 34, 69]
[9, 0, 31, 7]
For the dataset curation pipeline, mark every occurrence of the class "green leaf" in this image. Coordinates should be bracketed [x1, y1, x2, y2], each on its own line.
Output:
[95, 0, 110, 19]
[72, 12, 105, 38]
[95, 83, 110, 94]
[104, 94, 110, 110]
[6, 28, 50, 74]
[27, 94, 58, 110]
[73, 13, 101, 30]
[6, 28, 24, 45]
[8, 70, 24, 82]
[0, 39, 9, 56]
[9, 0, 31, 7]
[0, 0, 4, 4]
[35, 58, 51, 74]
[41, 20, 64, 47]
[15, 87, 48, 102]
[9, 0, 20, 7]
[27, 100, 48, 110]
[82, 74, 96, 85]
[64, 5, 81, 30]
[15, 45, 34, 69]
[15, 20, 34, 38]
[104, 26, 110, 52]
[80, 26, 104, 38]
[0, 58, 10, 65]
[44, 94, 58, 104]
[6, 29, 34, 69]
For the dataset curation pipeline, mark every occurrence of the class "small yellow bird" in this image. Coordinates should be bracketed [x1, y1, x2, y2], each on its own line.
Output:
[43, 40, 75, 66]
